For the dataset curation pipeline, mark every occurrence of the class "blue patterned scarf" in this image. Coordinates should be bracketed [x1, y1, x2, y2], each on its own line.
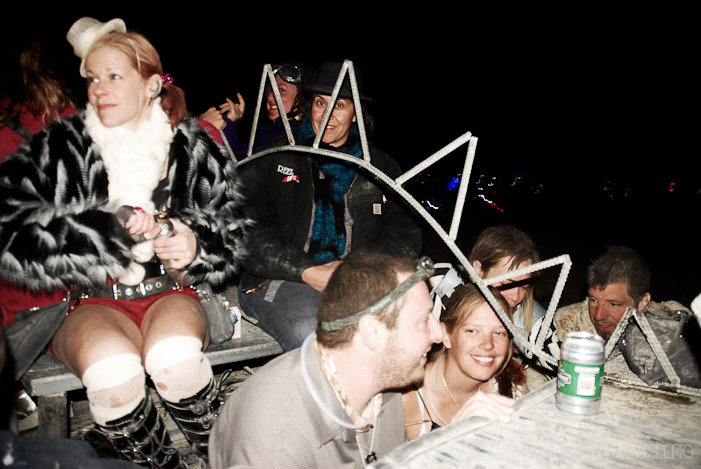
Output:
[296, 118, 367, 263]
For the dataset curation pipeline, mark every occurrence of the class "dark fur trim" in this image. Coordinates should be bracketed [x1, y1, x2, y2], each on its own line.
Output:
[0, 111, 247, 292]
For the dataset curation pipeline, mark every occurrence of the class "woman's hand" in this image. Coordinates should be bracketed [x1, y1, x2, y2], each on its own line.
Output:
[153, 218, 197, 269]
[125, 209, 160, 242]
[302, 261, 343, 292]
[450, 392, 516, 424]
[200, 107, 226, 130]
[221, 94, 245, 122]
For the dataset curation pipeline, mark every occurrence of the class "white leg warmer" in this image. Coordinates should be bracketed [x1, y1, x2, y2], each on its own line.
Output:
[144, 336, 213, 404]
[81, 353, 146, 426]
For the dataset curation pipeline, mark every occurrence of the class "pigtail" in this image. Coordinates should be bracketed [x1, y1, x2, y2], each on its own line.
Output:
[159, 81, 187, 129]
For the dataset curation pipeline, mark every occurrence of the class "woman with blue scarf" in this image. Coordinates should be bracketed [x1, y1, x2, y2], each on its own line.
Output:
[237, 61, 422, 352]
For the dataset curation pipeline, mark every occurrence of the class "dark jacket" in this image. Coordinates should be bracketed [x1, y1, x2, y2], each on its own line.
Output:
[0, 109, 246, 294]
[222, 113, 300, 160]
[238, 142, 422, 291]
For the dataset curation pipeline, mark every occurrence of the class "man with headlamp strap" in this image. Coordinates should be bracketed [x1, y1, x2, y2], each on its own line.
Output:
[210, 255, 443, 468]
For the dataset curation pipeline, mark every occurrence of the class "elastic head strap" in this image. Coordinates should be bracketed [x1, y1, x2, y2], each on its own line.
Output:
[319, 257, 435, 332]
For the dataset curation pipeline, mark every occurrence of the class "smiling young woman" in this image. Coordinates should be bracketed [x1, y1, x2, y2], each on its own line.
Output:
[401, 284, 527, 440]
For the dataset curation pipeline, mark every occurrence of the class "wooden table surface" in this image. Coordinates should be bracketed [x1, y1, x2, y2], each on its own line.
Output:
[373, 354, 701, 468]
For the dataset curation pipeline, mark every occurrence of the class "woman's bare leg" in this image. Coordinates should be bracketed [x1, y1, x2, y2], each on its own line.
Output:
[141, 293, 211, 401]
[52, 304, 142, 377]
[52, 304, 147, 426]
[141, 292, 219, 457]
[140, 292, 208, 354]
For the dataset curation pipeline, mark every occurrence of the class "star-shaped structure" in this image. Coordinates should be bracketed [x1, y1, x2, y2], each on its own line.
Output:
[233, 60, 581, 370]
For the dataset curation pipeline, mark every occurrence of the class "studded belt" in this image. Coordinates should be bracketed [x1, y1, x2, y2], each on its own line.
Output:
[70, 274, 178, 301]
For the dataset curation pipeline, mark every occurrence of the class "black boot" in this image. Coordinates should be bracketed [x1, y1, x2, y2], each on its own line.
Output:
[162, 374, 227, 459]
[88, 394, 185, 468]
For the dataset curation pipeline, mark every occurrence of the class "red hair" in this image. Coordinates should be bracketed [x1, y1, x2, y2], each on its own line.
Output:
[90, 31, 187, 129]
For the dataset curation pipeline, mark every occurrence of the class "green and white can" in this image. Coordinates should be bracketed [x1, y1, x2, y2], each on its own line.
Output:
[556, 331, 605, 415]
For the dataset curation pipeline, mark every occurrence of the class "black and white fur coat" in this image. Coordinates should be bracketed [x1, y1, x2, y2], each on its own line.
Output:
[0, 107, 246, 293]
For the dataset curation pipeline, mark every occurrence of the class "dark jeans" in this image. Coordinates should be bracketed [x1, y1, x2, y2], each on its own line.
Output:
[238, 280, 321, 352]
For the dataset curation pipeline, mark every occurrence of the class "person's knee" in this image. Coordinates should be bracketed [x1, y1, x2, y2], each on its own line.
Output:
[142, 293, 207, 336]
[241, 282, 320, 351]
[289, 319, 316, 344]
[82, 353, 146, 425]
[53, 305, 140, 375]
[144, 336, 213, 403]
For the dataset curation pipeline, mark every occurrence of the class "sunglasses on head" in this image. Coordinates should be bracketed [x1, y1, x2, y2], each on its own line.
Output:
[273, 64, 302, 86]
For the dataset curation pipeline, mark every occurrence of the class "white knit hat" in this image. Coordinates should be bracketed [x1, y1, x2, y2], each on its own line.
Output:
[66, 17, 127, 77]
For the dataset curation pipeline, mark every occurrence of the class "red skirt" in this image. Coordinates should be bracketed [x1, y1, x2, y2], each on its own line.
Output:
[72, 287, 200, 328]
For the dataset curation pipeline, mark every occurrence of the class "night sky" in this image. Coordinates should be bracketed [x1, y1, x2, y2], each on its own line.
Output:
[8, 8, 695, 183]
[5, 7, 699, 305]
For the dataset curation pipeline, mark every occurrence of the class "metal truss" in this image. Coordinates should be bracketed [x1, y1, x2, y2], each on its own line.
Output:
[233, 59, 571, 369]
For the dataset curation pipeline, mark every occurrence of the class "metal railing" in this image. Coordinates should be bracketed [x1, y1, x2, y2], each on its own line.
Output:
[230, 59, 699, 385]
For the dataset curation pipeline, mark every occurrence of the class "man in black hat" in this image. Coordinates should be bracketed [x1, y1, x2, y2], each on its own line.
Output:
[236, 60, 423, 352]
[210, 254, 444, 468]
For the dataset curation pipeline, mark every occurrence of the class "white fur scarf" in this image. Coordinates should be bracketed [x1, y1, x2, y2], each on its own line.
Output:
[86, 100, 174, 214]
[86, 100, 174, 284]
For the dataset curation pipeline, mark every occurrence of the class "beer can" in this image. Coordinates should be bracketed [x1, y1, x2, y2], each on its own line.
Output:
[155, 220, 191, 287]
[156, 219, 174, 238]
[556, 331, 605, 415]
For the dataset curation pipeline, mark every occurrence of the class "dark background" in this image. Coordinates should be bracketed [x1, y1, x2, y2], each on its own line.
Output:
[4, 7, 698, 307]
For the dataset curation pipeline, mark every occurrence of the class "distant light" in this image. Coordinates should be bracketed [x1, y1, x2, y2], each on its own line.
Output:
[447, 175, 461, 192]
[423, 200, 441, 211]
[478, 194, 504, 213]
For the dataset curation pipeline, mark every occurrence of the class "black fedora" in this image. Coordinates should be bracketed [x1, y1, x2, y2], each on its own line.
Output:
[303, 61, 373, 104]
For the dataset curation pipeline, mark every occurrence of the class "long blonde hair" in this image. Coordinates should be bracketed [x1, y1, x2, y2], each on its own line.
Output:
[469, 225, 540, 331]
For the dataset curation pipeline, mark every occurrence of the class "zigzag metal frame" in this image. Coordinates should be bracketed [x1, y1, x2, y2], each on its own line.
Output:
[233, 59, 567, 368]
[602, 307, 701, 397]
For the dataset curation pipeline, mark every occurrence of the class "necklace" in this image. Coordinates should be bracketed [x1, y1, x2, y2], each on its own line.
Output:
[301, 335, 380, 430]
[426, 358, 450, 426]
[441, 354, 460, 406]
[355, 420, 378, 465]
[428, 353, 482, 425]
[441, 354, 483, 405]
[305, 335, 380, 464]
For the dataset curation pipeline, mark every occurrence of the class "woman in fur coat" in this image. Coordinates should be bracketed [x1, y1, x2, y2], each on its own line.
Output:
[0, 18, 245, 468]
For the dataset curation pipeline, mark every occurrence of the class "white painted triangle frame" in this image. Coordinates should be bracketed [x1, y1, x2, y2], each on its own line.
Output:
[235, 59, 568, 368]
